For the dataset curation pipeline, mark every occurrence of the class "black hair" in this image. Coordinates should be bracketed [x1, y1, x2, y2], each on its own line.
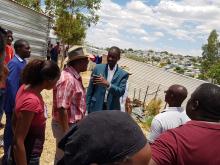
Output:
[108, 46, 121, 58]
[14, 39, 28, 52]
[22, 59, 60, 87]
[7, 30, 13, 35]
[0, 26, 7, 54]
[193, 83, 220, 120]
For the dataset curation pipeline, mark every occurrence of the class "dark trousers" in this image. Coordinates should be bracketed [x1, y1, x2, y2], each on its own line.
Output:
[103, 102, 108, 110]
[3, 113, 13, 161]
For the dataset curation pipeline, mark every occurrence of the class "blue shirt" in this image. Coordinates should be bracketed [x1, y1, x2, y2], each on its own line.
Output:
[4, 55, 26, 113]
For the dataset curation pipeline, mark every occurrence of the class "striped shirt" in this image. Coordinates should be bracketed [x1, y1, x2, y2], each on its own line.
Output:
[53, 66, 86, 124]
[147, 107, 190, 143]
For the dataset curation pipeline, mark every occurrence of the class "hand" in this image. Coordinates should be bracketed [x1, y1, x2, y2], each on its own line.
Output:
[93, 74, 110, 88]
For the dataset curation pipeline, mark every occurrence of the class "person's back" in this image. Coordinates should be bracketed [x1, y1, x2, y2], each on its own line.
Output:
[148, 85, 189, 143]
[149, 83, 220, 165]
[151, 120, 220, 165]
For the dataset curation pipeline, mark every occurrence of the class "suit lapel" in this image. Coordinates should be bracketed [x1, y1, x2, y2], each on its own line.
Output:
[111, 66, 120, 83]
[103, 64, 108, 79]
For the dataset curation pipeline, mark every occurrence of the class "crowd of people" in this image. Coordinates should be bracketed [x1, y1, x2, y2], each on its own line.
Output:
[1, 25, 220, 165]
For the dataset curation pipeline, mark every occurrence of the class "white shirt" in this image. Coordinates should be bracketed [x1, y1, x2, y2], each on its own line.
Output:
[104, 65, 117, 102]
[15, 54, 24, 62]
[120, 82, 129, 112]
[147, 107, 190, 143]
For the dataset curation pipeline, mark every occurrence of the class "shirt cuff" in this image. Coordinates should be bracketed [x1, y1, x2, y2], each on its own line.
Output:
[107, 83, 111, 90]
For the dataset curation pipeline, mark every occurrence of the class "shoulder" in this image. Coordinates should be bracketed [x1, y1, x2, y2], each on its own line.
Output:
[94, 64, 106, 70]
[117, 67, 129, 76]
[153, 111, 167, 121]
[56, 70, 74, 86]
[16, 89, 42, 112]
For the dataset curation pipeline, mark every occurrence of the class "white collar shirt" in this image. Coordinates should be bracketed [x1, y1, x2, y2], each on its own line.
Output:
[104, 64, 117, 102]
[147, 106, 190, 143]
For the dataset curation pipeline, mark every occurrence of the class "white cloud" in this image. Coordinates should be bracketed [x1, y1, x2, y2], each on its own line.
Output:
[154, 32, 164, 37]
[86, 0, 220, 56]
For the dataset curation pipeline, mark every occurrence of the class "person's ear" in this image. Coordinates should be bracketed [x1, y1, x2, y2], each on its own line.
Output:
[191, 100, 199, 111]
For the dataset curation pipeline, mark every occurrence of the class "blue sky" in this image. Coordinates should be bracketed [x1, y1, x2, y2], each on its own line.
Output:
[86, 0, 220, 56]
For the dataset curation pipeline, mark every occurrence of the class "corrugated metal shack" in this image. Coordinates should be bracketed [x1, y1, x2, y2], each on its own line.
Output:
[118, 57, 208, 107]
[0, 0, 50, 58]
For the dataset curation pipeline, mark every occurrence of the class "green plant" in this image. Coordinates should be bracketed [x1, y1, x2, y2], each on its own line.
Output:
[144, 98, 162, 116]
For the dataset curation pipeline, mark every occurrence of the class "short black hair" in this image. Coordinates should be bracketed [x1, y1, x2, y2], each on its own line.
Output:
[193, 83, 220, 120]
[108, 46, 121, 58]
[22, 59, 60, 87]
[7, 30, 13, 35]
[14, 39, 28, 52]
[0, 26, 7, 54]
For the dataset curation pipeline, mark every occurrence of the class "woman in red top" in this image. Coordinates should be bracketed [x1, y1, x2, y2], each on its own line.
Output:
[12, 59, 60, 165]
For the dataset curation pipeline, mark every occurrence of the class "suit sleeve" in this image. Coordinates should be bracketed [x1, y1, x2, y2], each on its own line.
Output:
[108, 72, 128, 97]
[86, 67, 97, 111]
[7, 61, 20, 108]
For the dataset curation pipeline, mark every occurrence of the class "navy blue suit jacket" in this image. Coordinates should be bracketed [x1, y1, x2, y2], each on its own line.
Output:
[86, 64, 129, 113]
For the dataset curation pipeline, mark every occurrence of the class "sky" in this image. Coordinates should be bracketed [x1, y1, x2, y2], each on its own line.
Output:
[85, 0, 220, 56]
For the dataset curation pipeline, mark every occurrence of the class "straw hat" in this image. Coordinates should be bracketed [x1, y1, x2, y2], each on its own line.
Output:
[67, 45, 89, 63]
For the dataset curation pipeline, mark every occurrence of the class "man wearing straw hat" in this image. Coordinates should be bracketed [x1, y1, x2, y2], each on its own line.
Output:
[52, 45, 89, 164]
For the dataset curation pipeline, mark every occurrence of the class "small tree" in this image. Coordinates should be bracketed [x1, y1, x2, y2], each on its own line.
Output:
[200, 30, 220, 79]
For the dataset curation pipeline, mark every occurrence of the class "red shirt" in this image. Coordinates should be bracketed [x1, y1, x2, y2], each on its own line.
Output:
[151, 120, 220, 165]
[53, 66, 86, 124]
[15, 85, 47, 157]
[4, 44, 14, 64]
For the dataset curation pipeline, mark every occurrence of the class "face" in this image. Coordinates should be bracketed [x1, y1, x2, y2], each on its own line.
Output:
[7, 33, 13, 45]
[107, 52, 120, 69]
[186, 92, 198, 120]
[164, 87, 173, 103]
[80, 58, 89, 72]
[19, 42, 31, 58]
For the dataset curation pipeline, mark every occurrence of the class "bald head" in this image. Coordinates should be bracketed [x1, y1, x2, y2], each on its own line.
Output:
[186, 83, 220, 121]
[165, 84, 188, 107]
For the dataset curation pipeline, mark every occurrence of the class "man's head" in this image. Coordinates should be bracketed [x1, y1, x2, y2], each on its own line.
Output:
[165, 84, 188, 107]
[14, 39, 31, 59]
[58, 111, 150, 165]
[7, 30, 13, 45]
[67, 46, 89, 72]
[186, 83, 220, 121]
[68, 58, 89, 72]
[57, 42, 60, 46]
[107, 46, 121, 69]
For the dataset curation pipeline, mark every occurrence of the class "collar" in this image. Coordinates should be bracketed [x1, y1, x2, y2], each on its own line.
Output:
[15, 54, 24, 62]
[65, 66, 81, 80]
[163, 107, 184, 112]
[108, 64, 117, 72]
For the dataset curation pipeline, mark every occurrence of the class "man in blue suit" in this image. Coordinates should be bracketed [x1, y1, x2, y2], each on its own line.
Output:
[86, 46, 129, 113]
[3, 39, 31, 163]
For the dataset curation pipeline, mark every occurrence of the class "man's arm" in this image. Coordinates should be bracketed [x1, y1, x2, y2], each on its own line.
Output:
[55, 80, 73, 133]
[108, 73, 129, 97]
[7, 61, 19, 103]
[86, 68, 97, 111]
[57, 107, 69, 133]
[147, 118, 163, 143]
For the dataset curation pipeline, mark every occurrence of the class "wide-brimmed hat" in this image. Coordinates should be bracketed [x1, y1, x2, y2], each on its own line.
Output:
[67, 45, 89, 63]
